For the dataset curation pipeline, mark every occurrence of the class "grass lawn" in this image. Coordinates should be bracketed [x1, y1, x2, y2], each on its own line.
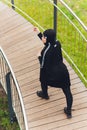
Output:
[64, 0, 87, 26]
[0, 85, 20, 130]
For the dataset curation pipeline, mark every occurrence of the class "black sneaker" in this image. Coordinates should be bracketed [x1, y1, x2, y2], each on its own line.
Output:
[64, 107, 72, 119]
[36, 91, 49, 100]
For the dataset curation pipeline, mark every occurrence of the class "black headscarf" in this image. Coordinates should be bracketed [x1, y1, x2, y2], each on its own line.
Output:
[43, 29, 56, 44]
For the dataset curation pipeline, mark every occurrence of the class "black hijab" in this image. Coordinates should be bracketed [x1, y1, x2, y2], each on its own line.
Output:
[43, 29, 56, 44]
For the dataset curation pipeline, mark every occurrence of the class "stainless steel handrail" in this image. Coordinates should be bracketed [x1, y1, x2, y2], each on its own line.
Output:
[0, 46, 29, 130]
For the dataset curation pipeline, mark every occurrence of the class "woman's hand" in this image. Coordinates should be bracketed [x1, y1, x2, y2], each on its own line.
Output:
[34, 27, 40, 34]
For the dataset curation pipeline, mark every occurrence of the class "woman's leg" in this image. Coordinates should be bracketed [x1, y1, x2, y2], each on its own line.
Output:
[62, 87, 73, 110]
[36, 82, 49, 99]
[41, 82, 48, 96]
[62, 87, 73, 118]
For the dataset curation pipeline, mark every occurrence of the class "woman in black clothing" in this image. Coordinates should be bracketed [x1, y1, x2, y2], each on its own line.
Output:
[34, 28, 73, 118]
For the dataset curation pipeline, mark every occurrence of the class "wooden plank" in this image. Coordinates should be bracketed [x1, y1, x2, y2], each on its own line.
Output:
[26, 97, 87, 122]
[75, 126, 87, 130]
[49, 121, 87, 130]
[29, 113, 87, 130]
[24, 90, 87, 110]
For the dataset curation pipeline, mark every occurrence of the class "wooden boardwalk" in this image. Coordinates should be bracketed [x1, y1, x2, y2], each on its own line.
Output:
[0, 2, 87, 130]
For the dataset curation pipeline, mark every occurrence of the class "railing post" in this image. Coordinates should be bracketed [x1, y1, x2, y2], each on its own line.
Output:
[6, 72, 17, 123]
[53, 0, 57, 38]
[11, 0, 15, 10]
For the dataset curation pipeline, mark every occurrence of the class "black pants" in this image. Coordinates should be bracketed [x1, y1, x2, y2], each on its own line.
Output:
[41, 82, 73, 110]
[41, 82, 48, 96]
[62, 87, 73, 110]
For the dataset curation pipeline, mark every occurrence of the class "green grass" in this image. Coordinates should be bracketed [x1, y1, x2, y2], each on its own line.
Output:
[57, 0, 87, 38]
[9, 0, 54, 29]
[0, 91, 20, 130]
[64, 0, 87, 26]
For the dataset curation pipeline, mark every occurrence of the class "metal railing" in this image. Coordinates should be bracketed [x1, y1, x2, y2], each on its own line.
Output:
[0, 47, 29, 130]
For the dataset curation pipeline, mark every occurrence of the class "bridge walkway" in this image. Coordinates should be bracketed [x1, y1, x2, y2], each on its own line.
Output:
[0, 2, 87, 130]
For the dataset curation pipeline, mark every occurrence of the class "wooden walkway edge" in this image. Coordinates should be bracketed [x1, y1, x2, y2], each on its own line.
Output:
[0, 2, 87, 130]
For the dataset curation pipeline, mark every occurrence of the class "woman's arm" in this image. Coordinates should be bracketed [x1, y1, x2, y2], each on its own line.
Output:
[34, 27, 43, 64]
[34, 27, 42, 39]
[38, 32, 42, 40]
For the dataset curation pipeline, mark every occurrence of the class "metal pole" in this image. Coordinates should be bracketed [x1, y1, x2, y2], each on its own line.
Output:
[11, 0, 15, 10]
[54, 0, 57, 38]
[6, 72, 17, 123]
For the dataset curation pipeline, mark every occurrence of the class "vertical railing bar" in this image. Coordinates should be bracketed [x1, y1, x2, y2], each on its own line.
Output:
[54, 0, 57, 38]
[1, 57, 4, 87]
[3, 58, 7, 89]
[11, 0, 15, 10]
[6, 72, 16, 123]
[74, 30, 76, 55]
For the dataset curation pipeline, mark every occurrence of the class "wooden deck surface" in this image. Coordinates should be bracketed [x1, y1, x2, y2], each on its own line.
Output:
[0, 2, 87, 130]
